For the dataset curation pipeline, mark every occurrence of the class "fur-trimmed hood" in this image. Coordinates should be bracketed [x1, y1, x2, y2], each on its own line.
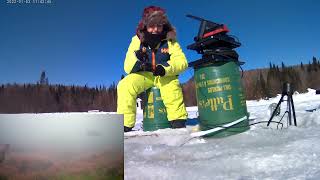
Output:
[136, 6, 176, 43]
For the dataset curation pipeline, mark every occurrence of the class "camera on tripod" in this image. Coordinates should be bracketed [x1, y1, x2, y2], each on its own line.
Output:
[267, 82, 297, 127]
[282, 82, 294, 96]
[186, 14, 244, 68]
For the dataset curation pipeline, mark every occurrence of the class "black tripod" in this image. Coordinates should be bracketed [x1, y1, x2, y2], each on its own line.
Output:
[267, 83, 297, 127]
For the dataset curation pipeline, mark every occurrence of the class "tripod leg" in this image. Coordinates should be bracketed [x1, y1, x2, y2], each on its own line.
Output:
[267, 95, 284, 126]
[288, 95, 292, 126]
[290, 95, 297, 126]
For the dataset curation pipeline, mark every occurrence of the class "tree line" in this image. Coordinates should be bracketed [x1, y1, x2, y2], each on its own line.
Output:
[1, 57, 320, 113]
[0, 82, 117, 113]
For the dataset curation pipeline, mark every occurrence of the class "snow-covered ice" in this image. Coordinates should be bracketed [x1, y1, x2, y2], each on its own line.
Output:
[125, 89, 320, 180]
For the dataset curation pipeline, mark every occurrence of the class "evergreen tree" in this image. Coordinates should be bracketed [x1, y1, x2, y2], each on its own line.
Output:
[266, 68, 281, 97]
[281, 62, 285, 69]
[312, 56, 318, 71]
[39, 71, 49, 85]
[307, 61, 312, 72]
[312, 56, 317, 65]
[259, 72, 267, 97]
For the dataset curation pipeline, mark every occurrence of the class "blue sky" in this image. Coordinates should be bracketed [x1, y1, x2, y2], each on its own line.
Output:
[0, 0, 319, 87]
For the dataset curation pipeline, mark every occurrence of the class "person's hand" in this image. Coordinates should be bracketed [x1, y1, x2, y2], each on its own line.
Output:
[140, 62, 153, 72]
[153, 65, 165, 76]
[135, 49, 148, 62]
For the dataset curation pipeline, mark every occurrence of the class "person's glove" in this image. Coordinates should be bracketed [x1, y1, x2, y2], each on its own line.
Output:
[135, 49, 148, 62]
[140, 62, 153, 72]
[153, 65, 165, 76]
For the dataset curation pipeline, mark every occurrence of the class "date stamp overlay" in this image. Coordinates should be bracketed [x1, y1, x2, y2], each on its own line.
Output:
[6, 0, 53, 4]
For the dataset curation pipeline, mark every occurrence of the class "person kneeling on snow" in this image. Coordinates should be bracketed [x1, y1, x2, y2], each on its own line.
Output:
[117, 6, 188, 132]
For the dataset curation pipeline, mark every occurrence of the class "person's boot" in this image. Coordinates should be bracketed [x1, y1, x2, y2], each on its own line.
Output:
[124, 126, 133, 132]
[170, 120, 186, 129]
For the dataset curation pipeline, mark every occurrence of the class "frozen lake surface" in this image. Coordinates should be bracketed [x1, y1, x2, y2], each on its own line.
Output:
[125, 89, 320, 180]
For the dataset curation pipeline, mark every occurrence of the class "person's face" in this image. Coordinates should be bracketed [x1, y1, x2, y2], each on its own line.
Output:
[147, 24, 163, 34]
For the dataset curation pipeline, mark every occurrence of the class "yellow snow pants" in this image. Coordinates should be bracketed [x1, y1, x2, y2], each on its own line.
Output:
[117, 72, 188, 128]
